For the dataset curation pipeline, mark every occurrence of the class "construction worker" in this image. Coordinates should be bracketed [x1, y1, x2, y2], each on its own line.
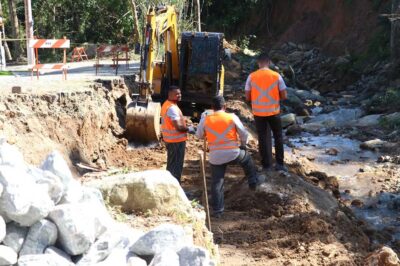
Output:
[161, 86, 195, 183]
[196, 95, 260, 218]
[245, 52, 288, 172]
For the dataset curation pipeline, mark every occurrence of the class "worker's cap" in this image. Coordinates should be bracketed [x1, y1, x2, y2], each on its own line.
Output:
[212, 95, 225, 110]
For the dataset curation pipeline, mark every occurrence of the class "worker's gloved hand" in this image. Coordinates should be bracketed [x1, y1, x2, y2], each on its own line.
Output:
[188, 126, 196, 135]
[239, 145, 247, 151]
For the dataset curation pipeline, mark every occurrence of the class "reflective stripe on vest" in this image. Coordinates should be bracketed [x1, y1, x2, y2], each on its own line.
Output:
[204, 113, 239, 151]
[161, 101, 187, 143]
[250, 69, 281, 116]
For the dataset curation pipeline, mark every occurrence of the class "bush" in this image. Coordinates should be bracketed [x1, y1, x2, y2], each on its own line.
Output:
[367, 88, 400, 113]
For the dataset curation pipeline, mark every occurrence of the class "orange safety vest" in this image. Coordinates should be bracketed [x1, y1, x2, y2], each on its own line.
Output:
[249, 68, 281, 116]
[161, 100, 187, 143]
[204, 112, 239, 151]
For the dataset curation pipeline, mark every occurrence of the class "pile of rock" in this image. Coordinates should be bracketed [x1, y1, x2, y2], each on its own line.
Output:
[0, 139, 216, 266]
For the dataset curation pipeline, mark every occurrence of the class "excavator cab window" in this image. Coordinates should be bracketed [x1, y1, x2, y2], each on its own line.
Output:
[179, 32, 224, 106]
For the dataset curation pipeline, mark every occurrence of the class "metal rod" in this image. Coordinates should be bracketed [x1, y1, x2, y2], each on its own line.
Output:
[199, 147, 211, 231]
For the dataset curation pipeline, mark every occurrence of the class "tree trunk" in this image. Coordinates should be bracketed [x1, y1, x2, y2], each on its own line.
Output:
[0, 0, 12, 60]
[129, 0, 141, 44]
[391, 0, 400, 64]
[7, 0, 22, 60]
[195, 0, 201, 31]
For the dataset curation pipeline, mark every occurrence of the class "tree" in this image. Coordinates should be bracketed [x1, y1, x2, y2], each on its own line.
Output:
[7, 0, 22, 59]
[0, 0, 12, 60]
[391, 0, 400, 64]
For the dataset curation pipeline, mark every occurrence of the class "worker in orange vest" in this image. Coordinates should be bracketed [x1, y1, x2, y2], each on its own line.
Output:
[245, 52, 288, 172]
[196, 96, 262, 218]
[161, 86, 195, 183]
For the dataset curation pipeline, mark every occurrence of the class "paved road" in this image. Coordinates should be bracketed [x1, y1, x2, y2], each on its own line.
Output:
[0, 60, 139, 93]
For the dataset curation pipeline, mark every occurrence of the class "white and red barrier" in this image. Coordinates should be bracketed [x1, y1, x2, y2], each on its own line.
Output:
[29, 37, 70, 80]
[94, 44, 130, 75]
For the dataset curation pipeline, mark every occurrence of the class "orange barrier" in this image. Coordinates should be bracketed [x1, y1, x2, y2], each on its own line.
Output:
[29, 37, 70, 80]
[94, 44, 130, 75]
[70, 47, 88, 62]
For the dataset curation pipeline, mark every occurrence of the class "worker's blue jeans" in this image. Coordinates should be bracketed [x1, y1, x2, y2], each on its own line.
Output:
[210, 149, 257, 215]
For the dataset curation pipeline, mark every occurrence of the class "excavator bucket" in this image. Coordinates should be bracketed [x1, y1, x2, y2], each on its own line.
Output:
[125, 100, 161, 143]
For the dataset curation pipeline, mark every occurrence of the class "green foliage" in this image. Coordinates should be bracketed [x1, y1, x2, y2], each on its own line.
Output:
[379, 115, 400, 130]
[367, 88, 400, 113]
[0, 70, 12, 76]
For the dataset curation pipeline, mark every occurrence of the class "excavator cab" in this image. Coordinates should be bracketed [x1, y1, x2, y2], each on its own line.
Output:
[179, 32, 225, 119]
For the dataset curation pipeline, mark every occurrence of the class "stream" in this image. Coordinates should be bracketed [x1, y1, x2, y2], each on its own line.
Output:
[286, 112, 400, 244]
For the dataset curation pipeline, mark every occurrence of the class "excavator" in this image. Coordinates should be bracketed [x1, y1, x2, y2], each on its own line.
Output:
[125, 5, 225, 143]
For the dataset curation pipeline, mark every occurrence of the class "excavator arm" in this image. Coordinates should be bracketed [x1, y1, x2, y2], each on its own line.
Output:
[140, 5, 180, 98]
[126, 5, 180, 143]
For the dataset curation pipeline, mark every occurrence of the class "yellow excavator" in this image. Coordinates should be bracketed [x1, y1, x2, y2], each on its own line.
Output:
[125, 5, 225, 143]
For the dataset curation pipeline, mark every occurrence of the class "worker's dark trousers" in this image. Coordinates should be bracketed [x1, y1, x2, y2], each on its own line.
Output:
[210, 150, 257, 215]
[166, 141, 186, 183]
[254, 114, 284, 168]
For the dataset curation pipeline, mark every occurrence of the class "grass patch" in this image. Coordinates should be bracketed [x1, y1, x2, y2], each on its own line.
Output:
[0, 71, 12, 76]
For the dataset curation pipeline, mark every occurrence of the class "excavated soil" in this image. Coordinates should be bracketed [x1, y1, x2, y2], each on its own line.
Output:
[0, 79, 379, 265]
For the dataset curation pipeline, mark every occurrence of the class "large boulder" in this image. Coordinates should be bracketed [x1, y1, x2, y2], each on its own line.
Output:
[149, 249, 180, 266]
[178, 246, 212, 266]
[307, 108, 364, 128]
[0, 216, 5, 242]
[3, 222, 28, 253]
[41, 151, 83, 204]
[19, 219, 58, 256]
[18, 254, 74, 266]
[0, 245, 17, 265]
[44, 247, 72, 263]
[47, 203, 99, 256]
[0, 139, 27, 170]
[27, 167, 64, 205]
[281, 113, 297, 128]
[0, 166, 54, 226]
[356, 114, 382, 127]
[130, 224, 191, 256]
[85, 170, 192, 215]
[76, 223, 143, 266]
[364, 246, 400, 266]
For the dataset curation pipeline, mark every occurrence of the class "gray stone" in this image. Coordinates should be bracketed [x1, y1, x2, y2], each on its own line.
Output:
[93, 249, 133, 266]
[149, 249, 179, 266]
[85, 170, 192, 216]
[0, 166, 55, 226]
[0, 141, 27, 170]
[127, 256, 147, 266]
[130, 224, 189, 256]
[383, 112, 400, 123]
[27, 167, 64, 205]
[40, 151, 74, 186]
[178, 246, 211, 266]
[44, 247, 72, 262]
[356, 114, 382, 127]
[308, 108, 364, 127]
[281, 113, 297, 128]
[76, 224, 140, 266]
[20, 219, 58, 256]
[18, 254, 74, 266]
[78, 187, 114, 237]
[0, 245, 17, 265]
[0, 216, 5, 242]
[41, 151, 83, 204]
[360, 139, 388, 150]
[48, 203, 97, 256]
[3, 222, 28, 253]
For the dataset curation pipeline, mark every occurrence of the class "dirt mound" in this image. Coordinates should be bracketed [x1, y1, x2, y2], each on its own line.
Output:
[213, 171, 369, 265]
